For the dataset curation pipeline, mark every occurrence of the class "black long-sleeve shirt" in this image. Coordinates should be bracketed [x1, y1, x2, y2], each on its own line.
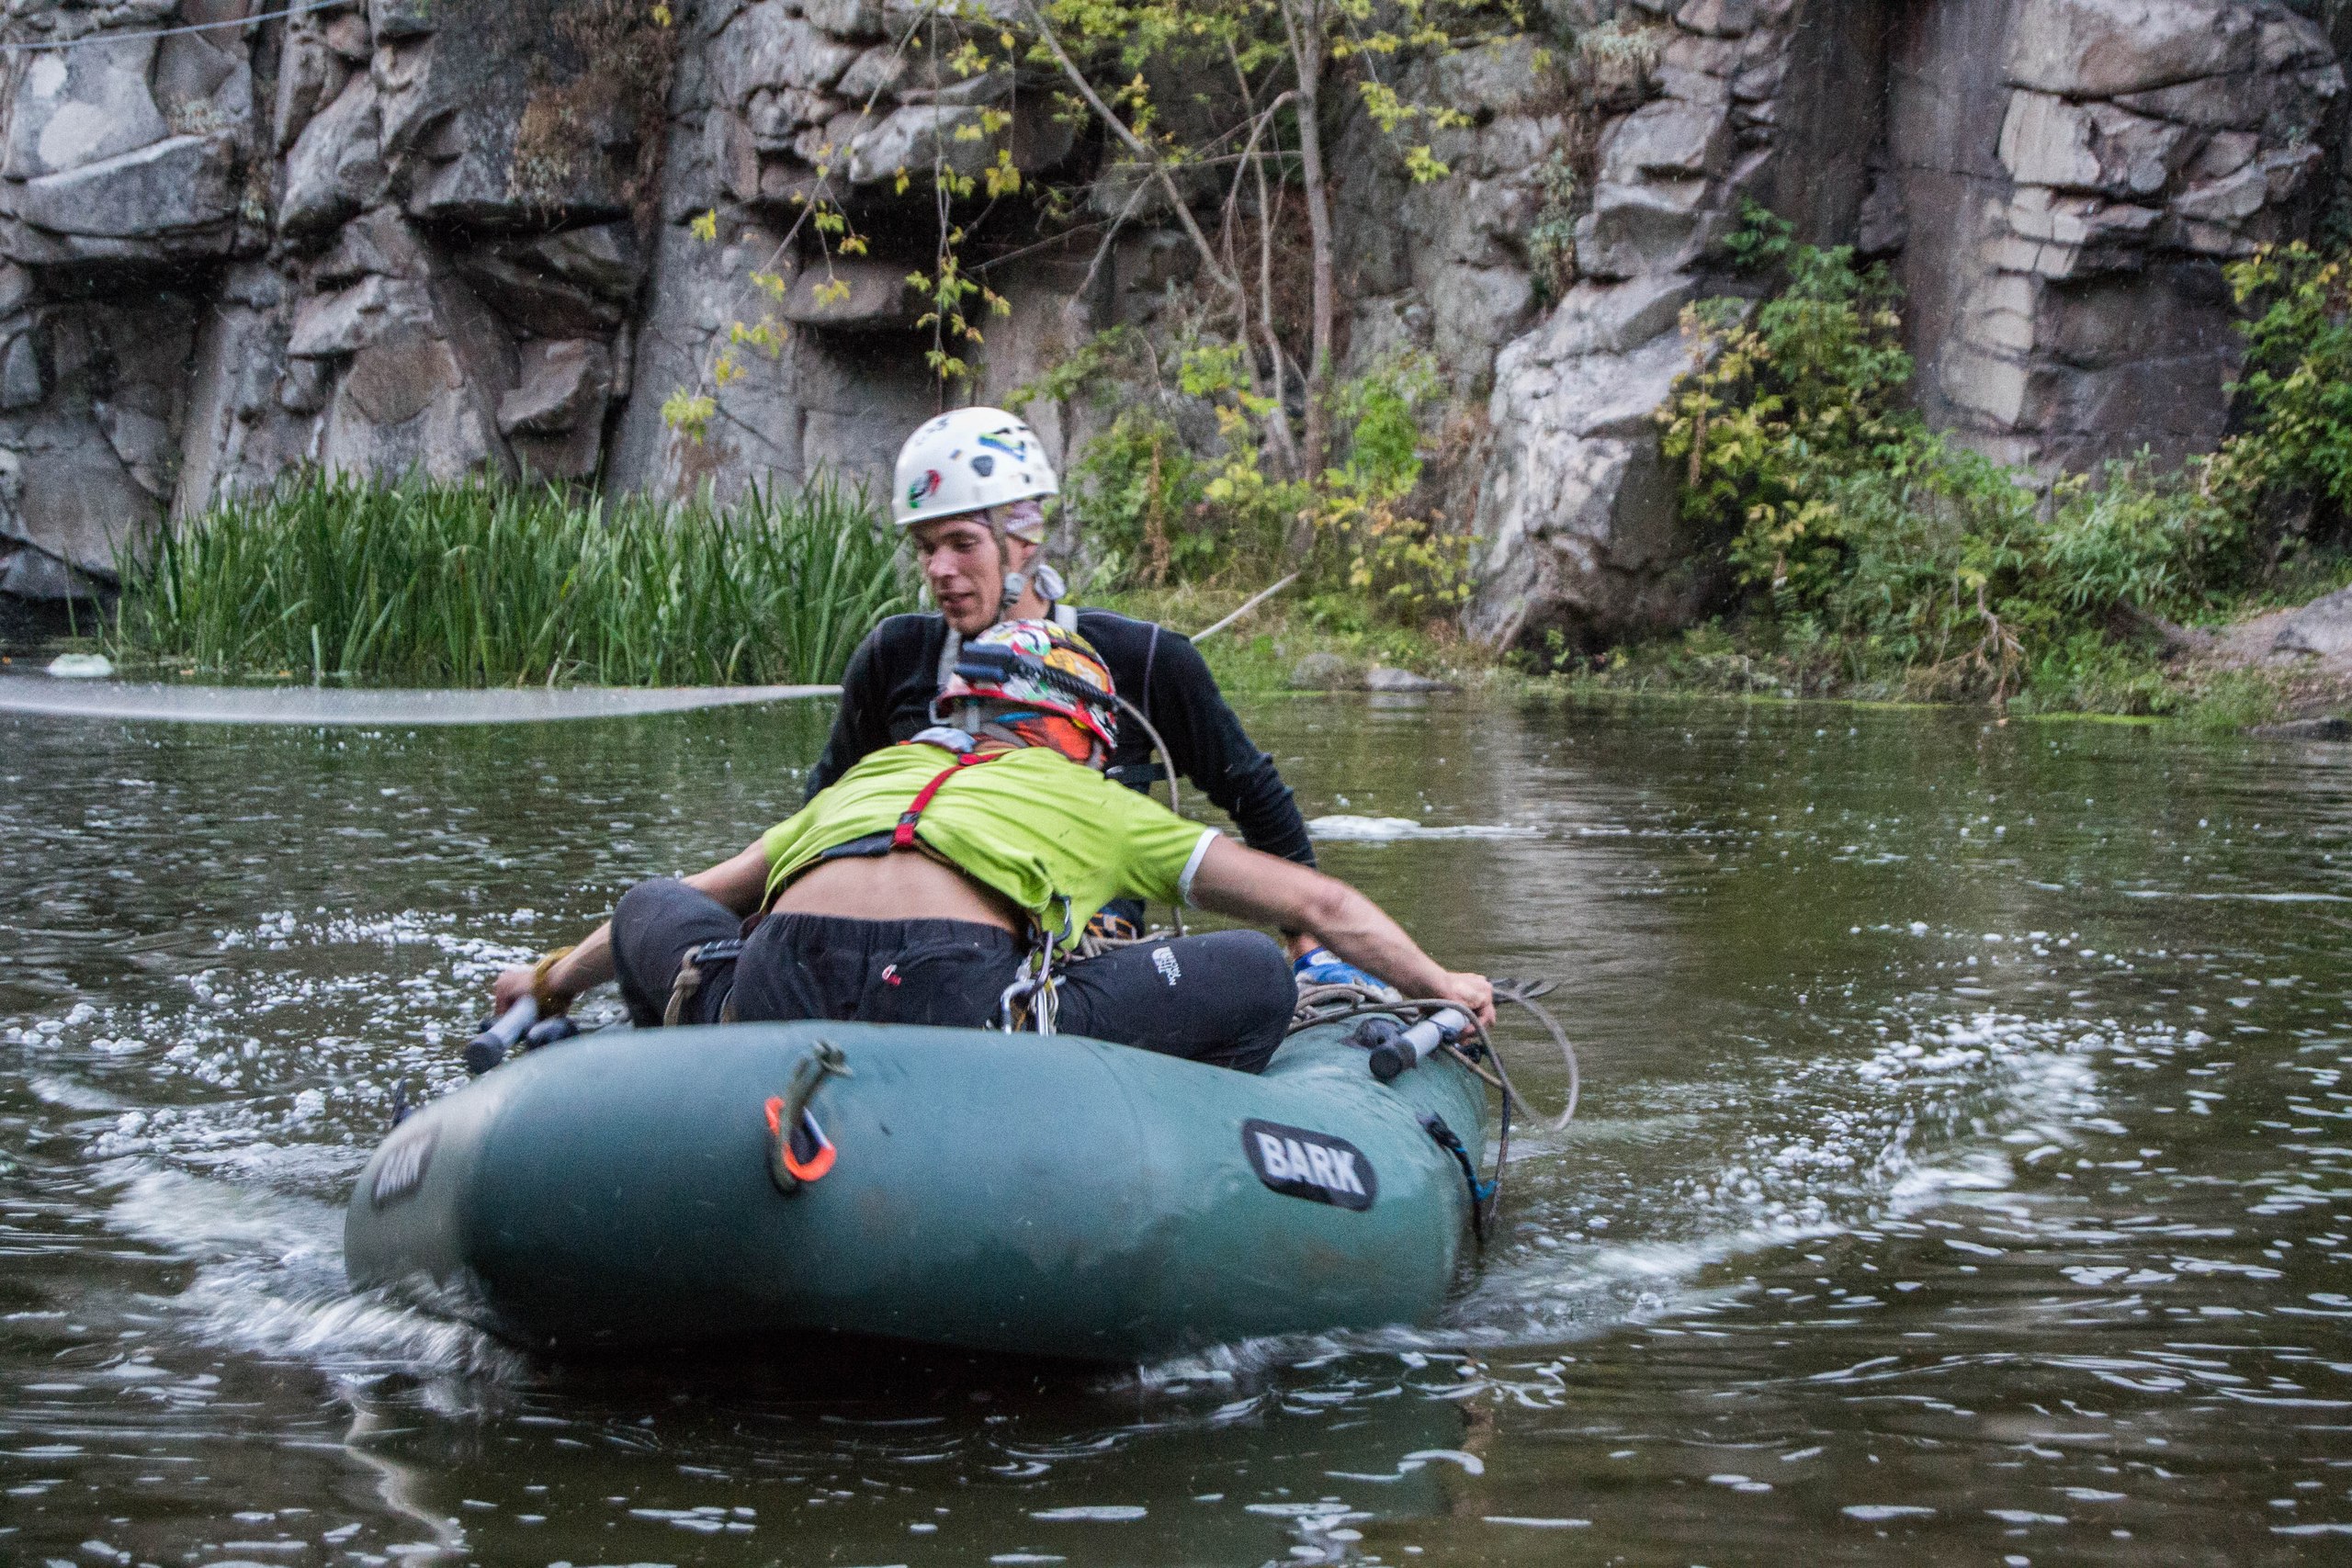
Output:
[806, 610, 1317, 867]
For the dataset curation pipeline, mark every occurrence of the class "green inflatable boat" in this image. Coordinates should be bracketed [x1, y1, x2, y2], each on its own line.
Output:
[344, 1017, 1492, 1360]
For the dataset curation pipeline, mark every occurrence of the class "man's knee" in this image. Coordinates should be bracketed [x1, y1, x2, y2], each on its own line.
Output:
[1202, 929, 1295, 1015]
[609, 878, 732, 1027]
[612, 877, 690, 940]
[1189, 930, 1294, 1074]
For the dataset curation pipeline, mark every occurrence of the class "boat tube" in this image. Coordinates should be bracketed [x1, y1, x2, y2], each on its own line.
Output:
[345, 1017, 1492, 1360]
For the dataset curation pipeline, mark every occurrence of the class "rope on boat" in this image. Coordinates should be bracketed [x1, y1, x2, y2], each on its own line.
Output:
[1288, 977, 1581, 1242]
[1288, 979, 1580, 1134]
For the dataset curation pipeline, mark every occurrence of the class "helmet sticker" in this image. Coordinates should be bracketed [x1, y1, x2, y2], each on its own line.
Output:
[938, 619, 1119, 749]
[892, 406, 1060, 526]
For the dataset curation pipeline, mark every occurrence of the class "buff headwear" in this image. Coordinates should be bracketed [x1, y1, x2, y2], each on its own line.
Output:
[934, 619, 1118, 763]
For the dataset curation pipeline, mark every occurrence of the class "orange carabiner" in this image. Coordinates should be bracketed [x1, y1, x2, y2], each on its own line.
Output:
[764, 1095, 837, 1190]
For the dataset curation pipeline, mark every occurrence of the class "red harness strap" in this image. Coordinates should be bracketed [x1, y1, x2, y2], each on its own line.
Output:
[892, 750, 1001, 850]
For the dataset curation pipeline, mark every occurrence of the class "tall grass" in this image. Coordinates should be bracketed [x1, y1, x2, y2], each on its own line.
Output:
[111, 471, 911, 686]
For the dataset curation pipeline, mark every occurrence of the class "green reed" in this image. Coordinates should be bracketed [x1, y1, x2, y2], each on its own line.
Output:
[111, 471, 911, 686]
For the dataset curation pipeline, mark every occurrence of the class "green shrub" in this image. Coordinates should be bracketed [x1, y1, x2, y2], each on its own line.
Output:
[1526, 150, 1579, 306]
[2040, 456, 2242, 617]
[1314, 354, 1474, 621]
[1065, 411, 1211, 587]
[1660, 211, 2268, 703]
[1659, 209, 1917, 604]
[111, 470, 909, 686]
[1038, 331, 1470, 622]
[2223, 241, 2352, 519]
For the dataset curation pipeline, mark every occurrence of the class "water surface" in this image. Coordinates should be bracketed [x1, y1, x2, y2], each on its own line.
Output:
[5, 694, 2349, 1564]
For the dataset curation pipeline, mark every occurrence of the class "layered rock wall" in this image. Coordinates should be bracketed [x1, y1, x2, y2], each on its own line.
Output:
[1464, 0, 2342, 650]
[0, 0, 2344, 656]
[1890, 0, 2342, 472]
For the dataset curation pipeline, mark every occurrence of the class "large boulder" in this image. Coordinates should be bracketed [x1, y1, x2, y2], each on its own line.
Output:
[1896, 0, 2344, 474]
[2007, 0, 2258, 99]
[0, 21, 251, 265]
[280, 75, 387, 235]
[499, 337, 612, 479]
[1467, 276, 1713, 650]
[1461, 1, 1885, 651]
[454, 221, 643, 336]
[368, 0, 643, 227]
[0, 293, 197, 580]
[285, 211, 520, 482]
[2, 32, 172, 178]
[175, 263, 313, 514]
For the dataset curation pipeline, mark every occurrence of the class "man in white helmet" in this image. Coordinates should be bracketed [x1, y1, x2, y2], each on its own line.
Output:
[807, 407, 1372, 982]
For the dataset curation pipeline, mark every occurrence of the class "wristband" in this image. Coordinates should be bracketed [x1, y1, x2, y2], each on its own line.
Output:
[530, 945, 578, 1012]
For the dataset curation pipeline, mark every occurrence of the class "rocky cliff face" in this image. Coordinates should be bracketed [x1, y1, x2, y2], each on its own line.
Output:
[0, 0, 2342, 658]
[1464, 0, 2343, 651]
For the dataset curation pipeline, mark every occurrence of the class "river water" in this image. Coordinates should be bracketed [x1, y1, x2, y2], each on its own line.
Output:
[4, 694, 2350, 1565]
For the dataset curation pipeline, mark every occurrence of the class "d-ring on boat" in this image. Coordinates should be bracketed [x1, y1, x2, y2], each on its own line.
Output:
[344, 1007, 1497, 1361]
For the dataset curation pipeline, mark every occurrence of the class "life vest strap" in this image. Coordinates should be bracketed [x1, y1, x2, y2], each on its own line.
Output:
[891, 749, 1001, 851]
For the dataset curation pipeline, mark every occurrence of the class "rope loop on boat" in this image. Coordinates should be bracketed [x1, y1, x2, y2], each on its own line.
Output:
[1289, 980, 1578, 1133]
[1420, 1111, 1495, 1247]
[764, 1041, 850, 1195]
[1291, 977, 1581, 1241]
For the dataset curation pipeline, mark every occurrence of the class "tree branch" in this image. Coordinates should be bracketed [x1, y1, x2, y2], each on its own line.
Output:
[1019, 0, 1244, 309]
[1235, 74, 1303, 479]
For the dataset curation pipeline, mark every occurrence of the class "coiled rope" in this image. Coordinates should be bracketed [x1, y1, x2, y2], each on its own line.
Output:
[1288, 976, 1581, 1239]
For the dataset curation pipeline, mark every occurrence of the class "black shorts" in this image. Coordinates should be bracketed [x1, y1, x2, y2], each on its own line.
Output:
[609, 878, 1294, 1073]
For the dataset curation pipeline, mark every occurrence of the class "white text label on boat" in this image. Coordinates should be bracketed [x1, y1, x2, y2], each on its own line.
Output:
[1241, 1119, 1377, 1211]
[370, 1125, 437, 1209]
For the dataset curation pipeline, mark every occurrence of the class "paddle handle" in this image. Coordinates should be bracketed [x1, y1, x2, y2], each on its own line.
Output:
[1368, 1007, 1470, 1082]
[462, 998, 538, 1075]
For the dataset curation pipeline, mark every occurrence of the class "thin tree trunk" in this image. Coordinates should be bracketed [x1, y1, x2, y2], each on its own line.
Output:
[1232, 59, 1303, 481]
[1278, 0, 1336, 484]
[1023, 3, 1301, 462]
[1021, 2, 1244, 311]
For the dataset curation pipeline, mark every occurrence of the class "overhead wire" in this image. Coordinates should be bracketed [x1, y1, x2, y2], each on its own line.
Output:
[2, 1, 348, 52]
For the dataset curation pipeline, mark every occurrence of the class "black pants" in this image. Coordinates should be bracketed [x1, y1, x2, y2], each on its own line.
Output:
[609, 878, 1295, 1073]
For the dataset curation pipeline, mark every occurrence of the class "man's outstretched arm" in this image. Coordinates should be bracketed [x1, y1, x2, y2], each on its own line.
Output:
[1186, 838, 1494, 1029]
[491, 839, 771, 1015]
[1142, 630, 1317, 865]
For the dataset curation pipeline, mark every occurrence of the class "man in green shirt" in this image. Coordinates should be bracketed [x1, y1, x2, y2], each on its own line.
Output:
[494, 621, 1491, 1073]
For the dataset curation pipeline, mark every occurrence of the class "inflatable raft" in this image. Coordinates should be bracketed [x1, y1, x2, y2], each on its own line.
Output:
[344, 1016, 1492, 1360]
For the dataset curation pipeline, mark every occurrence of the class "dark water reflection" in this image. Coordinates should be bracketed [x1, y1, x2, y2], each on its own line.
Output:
[4, 694, 2350, 1564]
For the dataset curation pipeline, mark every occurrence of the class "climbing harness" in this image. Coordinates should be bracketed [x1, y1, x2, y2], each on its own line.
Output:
[763, 1041, 850, 1195]
[892, 748, 1005, 850]
[875, 740, 1075, 1037]
[663, 937, 746, 1027]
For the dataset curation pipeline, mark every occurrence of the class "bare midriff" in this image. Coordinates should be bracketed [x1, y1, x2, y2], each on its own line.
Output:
[771, 848, 1023, 933]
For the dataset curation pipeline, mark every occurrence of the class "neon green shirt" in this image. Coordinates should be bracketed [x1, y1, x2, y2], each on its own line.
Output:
[762, 744, 1220, 949]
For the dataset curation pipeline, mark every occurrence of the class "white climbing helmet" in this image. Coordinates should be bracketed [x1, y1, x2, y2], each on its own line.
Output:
[891, 406, 1058, 528]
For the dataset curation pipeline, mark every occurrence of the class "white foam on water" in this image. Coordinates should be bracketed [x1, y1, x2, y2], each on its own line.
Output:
[1306, 815, 1537, 842]
[5, 901, 642, 1405]
[98, 1160, 518, 1385]
[1408, 998, 2158, 1357]
[2119, 889, 2350, 903]
[1028, 1506, 1148, 1522]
